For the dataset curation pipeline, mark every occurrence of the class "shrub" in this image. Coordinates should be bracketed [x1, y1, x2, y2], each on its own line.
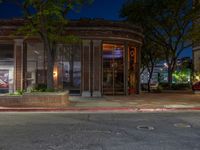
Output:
[45, 88, 55, 92]
[159, 83, 170, 89]
[35, 84, 47, 92]
[158, 83, 191, 90]
[171, 83, 191, 90]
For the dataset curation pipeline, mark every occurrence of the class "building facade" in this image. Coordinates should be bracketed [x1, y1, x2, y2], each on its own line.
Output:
[0, 19, 143, 96]
[193, 0, 200, 74]
[193, 46, 200, 73]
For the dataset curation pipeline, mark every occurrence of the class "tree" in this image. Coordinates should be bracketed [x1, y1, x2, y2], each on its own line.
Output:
[141, 38, 164, 92]
[192, 0, 200, 48]
[12, 0, 92, 89]
[121, 0, 200, 87]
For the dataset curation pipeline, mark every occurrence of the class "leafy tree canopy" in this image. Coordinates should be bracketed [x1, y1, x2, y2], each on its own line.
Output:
[121, 0, 200, 86]
[14, 0, 92, 43]
[10, 0, 93, 89]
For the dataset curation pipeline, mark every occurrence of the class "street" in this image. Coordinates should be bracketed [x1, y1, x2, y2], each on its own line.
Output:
[0, 112, 199, 150]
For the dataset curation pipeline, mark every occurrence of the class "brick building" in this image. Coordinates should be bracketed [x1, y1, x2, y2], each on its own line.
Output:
[0, 19, 143, 97]
[193, 0, 200, 74]
[193, 46, 200, 73]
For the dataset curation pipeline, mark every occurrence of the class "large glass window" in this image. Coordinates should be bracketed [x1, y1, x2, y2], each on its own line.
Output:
[26, 43, 46, 89]
[0, 44, 14, 93]
[26, 43, 81, 93]
[56, 44, 81, 94]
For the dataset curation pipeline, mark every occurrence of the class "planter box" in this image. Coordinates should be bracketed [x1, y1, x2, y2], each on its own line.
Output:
[0, 91, 69, 107]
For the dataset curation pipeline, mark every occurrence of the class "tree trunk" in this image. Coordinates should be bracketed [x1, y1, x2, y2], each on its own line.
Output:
[168, 68, 173, 89]
[147, 65, 154, 92]
[147, 77, 151, 92]
[69, 54, 74, 87]
[46, 43, 55, 89]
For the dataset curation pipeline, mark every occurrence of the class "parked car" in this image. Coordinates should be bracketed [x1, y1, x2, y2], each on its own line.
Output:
[192, 81, 200, 91]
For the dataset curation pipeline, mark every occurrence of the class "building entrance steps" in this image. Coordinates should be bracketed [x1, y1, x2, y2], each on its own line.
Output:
[0, 91, 200, 112]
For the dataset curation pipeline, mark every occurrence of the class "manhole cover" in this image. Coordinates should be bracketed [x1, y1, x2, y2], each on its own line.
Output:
[174, 123, 191, 128]
[137, 125, 154, 130]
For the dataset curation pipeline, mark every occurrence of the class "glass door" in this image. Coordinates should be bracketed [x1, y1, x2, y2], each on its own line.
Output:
[103, 44, 125, 95]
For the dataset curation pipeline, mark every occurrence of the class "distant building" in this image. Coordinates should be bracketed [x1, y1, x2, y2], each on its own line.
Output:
[140, 57, 192, 84]
[140, 62, 168, 84]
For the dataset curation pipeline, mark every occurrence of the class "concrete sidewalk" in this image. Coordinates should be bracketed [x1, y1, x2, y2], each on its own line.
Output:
[69, 92, 200, 111]
[0, 92, 200, 112]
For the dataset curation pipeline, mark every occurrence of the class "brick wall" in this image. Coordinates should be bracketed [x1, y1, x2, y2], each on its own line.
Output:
[0, 91, 69, 107]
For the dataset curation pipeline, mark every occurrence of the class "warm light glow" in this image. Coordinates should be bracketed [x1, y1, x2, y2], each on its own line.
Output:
[53, 71, 58, 77]
[193, 72, 200, 84]
[196, 76, 200, 81]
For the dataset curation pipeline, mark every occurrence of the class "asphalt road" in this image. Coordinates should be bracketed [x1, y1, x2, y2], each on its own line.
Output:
[0, 112, 199, 150]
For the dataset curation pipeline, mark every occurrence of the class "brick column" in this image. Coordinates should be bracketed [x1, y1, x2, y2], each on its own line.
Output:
[81, 40, 91, 97]
[125, 42, 129, 95]
[23, 42, 27, 90]
[136, 46, 141, 94]
[92, 40, 102, 97]
[14, 39, 24, 92]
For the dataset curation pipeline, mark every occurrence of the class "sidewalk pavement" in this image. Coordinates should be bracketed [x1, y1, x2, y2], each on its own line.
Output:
[0, 91, 200, 112]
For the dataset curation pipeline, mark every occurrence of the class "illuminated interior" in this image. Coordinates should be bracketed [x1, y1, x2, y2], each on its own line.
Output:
[0, 44, 14, 93]
[102, 43, 125, 95]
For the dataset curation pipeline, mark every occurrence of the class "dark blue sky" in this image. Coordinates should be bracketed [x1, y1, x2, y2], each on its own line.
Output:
[0, 0, 125, 20]
[0, 0, 192, 57]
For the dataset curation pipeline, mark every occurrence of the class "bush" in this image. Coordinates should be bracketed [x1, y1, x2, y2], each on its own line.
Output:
[157, 83, 191, 90]
[171, 83, 191, 90]
[35, 84, 47, 92]
[30, 84, 56, 92]
[45, 88, 55, 92]
[17, 89, 25, 95]
[9, 89, 25, 96]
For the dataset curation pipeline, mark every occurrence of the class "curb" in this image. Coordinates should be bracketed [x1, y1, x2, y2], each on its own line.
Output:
[0, 107, 134, 112]
[0, 107, 200, 112]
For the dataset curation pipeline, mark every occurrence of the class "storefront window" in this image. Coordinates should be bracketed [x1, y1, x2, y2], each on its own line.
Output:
[26, 43, 45, 89]
[103, 43, 125, 95]
[56, 44, 81, 94]
[0, 44, 14, 93]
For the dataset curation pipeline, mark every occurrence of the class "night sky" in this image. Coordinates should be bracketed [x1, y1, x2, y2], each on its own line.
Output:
[0, 0, 192, 57]
[0, 0, 125, 20]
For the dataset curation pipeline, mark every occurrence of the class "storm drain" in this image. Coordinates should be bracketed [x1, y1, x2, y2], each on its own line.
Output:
[174, 123, 192, 128]
[137, 125, 155, 130]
